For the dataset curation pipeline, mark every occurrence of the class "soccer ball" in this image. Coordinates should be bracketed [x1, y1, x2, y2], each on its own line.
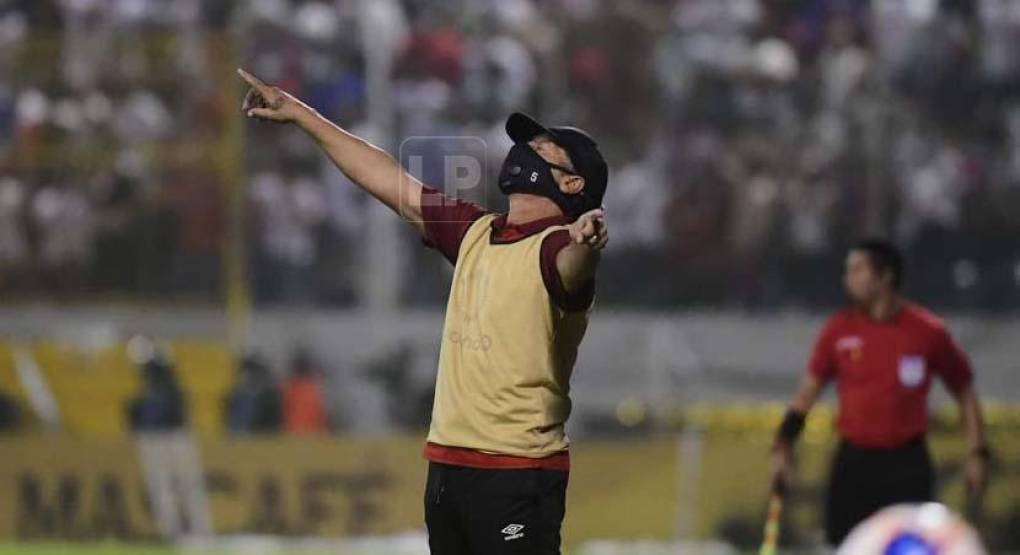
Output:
[837, 503, 986, 555]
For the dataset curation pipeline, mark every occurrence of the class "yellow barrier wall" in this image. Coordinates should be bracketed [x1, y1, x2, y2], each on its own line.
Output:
[0, 340, 233, 438]
[0, 433, 1016, 546]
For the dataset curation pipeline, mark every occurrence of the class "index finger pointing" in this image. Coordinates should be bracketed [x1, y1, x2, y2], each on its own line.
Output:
[237, 68, 269, 92]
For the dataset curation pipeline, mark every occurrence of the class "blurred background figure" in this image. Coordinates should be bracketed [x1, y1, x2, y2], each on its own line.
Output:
[0, 177, 29, 292]
[248, 164, 328, 305]
[127, 353, 185, 433]
[126, 345, 211, 538]
[281, 349, 328, 435]
[0, 386, 18, 433]
[223, 353, 281, 435]
[362, 342, 434, 432]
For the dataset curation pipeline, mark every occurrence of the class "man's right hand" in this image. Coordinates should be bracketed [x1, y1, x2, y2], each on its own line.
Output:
[769, 442, 793, 493]
[237, 68, 311, 124]
[235, 66, 425, 230]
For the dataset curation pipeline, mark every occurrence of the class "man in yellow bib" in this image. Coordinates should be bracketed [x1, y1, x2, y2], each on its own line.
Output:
[238, 68, 607, 554]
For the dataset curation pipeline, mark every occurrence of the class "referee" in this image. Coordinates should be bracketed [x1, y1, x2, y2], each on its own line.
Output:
[238, 69, 607, 554]
[770, 239, 990, 546]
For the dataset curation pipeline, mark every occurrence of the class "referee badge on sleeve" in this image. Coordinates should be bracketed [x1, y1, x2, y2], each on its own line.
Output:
[898, 355, 926, 388]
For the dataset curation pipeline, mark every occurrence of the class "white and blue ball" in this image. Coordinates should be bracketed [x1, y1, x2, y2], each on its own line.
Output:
[837, 503, 986, 555]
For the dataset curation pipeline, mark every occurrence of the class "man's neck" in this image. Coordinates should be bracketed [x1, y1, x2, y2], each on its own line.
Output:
[506, 194, 565, 225]
[864, 293, 903, 322]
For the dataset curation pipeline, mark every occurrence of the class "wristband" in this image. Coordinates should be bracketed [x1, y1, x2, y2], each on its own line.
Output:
[774, 409, 806, 447]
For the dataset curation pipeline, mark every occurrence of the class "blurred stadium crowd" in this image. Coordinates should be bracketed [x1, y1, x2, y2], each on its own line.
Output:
[2, 0, 1020, 309]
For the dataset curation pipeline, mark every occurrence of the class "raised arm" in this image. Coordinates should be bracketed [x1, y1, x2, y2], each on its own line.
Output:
[556, 208, 607, 295]
[238, 68, 425, 234]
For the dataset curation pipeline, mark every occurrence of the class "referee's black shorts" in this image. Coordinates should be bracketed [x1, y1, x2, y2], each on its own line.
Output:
[825, 436, 934, 546]
[424, 462, 568, 555]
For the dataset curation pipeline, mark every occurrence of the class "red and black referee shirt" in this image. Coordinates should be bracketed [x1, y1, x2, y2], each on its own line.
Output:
[808, 302, 975, 449]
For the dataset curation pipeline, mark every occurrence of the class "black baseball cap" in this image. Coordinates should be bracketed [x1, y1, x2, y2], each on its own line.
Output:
[505, 112, 608, 209]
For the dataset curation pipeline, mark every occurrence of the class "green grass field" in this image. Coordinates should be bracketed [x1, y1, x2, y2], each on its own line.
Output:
[0, 546, 326, 555]
[0, 546, 398, 555]
[0, 546, 176, 555]
[4, 543, 1015, 555]
[0, 545, 726, 555]
[0, 544, 800, 555]
[0, 548, 558, 555]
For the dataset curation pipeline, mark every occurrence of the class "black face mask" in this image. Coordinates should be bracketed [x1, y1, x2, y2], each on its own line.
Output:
[498, 143, 588, 219]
